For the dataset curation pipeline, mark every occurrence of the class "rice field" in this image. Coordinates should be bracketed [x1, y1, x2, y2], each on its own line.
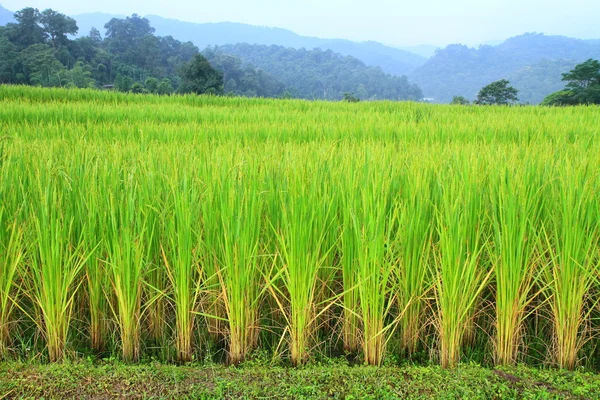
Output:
[1, 85, 599, 370]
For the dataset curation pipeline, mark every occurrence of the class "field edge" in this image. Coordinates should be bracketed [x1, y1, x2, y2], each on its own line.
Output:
[1, 361, 599, 399]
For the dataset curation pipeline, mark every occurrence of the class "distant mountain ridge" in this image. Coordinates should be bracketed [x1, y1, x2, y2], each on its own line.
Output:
[411, 33, 600, 103]
[2, 4, 600, 104]
[70, 12, 427, 77]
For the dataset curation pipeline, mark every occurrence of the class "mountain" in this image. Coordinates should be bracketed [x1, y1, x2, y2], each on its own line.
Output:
[70, 12, 123, 36]
[72, 13, 427, 76]
[507, 59, 579, 104]
[410, 33, 600, 103]
[208, 43, 423, 101]
[0, 4, 13, 25]
[396, 44, 439, 59]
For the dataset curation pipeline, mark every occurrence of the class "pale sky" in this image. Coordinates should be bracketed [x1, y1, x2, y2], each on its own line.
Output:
[3, 0, 599, 46]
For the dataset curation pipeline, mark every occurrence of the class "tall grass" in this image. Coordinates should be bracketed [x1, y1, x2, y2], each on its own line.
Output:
[543, 163, 599, 370]
[490, 160, 545, 365]
[0, 210, 23, 359]
[72, 160, 109, 353]
[0, 86, 599, 369]
[210, 168, 263, 365]
[394, 167, 435, 355]
[161, 173, 202, 362]
[27, 179, 87, 362]
[349, 162, 397, 366]
[105, 169, 151, 362]
[266, 172, 334, 366]
[434, 161, 491, 368]
[339, 190, 360, 355]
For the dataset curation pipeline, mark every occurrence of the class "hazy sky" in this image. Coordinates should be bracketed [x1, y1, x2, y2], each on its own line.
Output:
[3, 0, 599, 46]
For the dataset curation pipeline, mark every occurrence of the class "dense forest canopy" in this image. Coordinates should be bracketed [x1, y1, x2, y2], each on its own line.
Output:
[0, 8, 209, 93]
[72, 12, 428, 76]
[213, 43, 423, 101]
[202, 47, 286, 98]
[0, 6, 424, 101]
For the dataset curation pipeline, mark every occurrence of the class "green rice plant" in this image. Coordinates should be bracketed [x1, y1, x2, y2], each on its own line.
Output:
[350, 165, 398, 366]
[199, 168, 224, 345]
[142, 171, 167, 345]
[146, 258, 167, 345]
[542, 163, 599, 370]
[71, 159, 109, 353]
[1, 86, 600, 368]
[393, 167, 435, 355]
[105, 171, 151, 362]
[0, 210, 23, 359]
[27, 180, 87, 362]
[434, 161, 491, 368]
[210, 167, 263, 365]
[161, 174, 202, 363]
[490, 159, 545, 366]
[266, 174, 335, 366]
[82, 202, 108, 353]
[339, 196, 360, 355]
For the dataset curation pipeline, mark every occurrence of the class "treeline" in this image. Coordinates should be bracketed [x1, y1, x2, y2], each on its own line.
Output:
[0, 8, 305, 97]
[0, 8, 226, 94]
[0, 7, 424, 101]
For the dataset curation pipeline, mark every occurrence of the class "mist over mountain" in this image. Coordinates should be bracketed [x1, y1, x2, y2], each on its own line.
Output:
[395, 44, 439, 59]
[2, 4, 600, 104]
[71, 12, 428, 77]
[59, 10, 600, 104]
[411, 33, 600, 103]
[0, 4, 13, 25]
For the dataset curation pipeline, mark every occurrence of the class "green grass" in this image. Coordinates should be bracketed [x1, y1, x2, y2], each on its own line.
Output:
[2, 360, 600, 399]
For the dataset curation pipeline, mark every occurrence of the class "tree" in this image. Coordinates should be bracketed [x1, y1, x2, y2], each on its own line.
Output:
[9, 8, 46, 48]
[343, 92, 360, 102]
[0, 7, 202, 94]
[145, 77, 159, 93]
[178, 54, 223, 95]
[114, 72, 133, 92]
[540, 90, 578, 106]
[562, 59, 600, 90]
[0, 37, 23, 83]
[476, 79, 518, 105]
[21, 43, 64, 87]
[64, 60, 95, 88]
[542, 59, 600, 105]
[104, 14, 159, 70]
[130, 82, 147, 93]
[89, 27, 102, 45]
[39, 9, 78, 48]
[157, 78, 174, 95]
[450, 96, 470, 105]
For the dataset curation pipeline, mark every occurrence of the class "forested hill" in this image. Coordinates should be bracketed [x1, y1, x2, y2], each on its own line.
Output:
[208, 44, 423, 101]
[71, 13, 427, 77]
[0, 7, 423, 101]
[410, 33, 600, 103]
